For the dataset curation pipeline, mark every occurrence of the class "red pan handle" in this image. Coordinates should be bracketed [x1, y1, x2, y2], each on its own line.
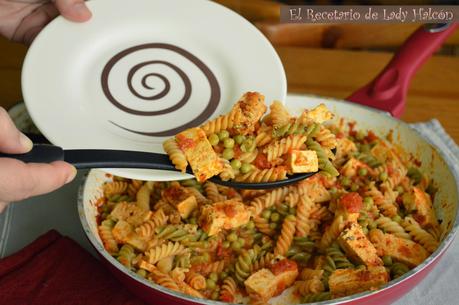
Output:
[346, 23, 458, 118]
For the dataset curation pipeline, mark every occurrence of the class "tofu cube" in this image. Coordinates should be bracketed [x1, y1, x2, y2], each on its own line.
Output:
[287, 150, 319, 173]
[112, 220, 147, 251]
[230, 92, 267, 135]
[176, 195, 197, 219]
[175, 127, 223, 182]
[338, 223, 383, 267]
[369, 229, 429, 268]
[297, 176, 331, 203]
[406, 187, 438, 228]
[335, 137, 357, 160]
[300, 104, 333, 124]
[245, 259, 298, 301]
[329, 266, 389, 298]
[198, 200, 250, 236]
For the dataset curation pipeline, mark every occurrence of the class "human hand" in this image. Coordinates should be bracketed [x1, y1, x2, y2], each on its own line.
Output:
[0, 107, 76, 212]
[0, 0, 91, 45]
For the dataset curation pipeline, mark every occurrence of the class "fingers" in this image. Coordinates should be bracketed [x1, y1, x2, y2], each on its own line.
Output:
[0, 158, 77, 203]
[0, 107, 33, 154]
[0, 202, 8, 214]
[53, 0, 92, 22]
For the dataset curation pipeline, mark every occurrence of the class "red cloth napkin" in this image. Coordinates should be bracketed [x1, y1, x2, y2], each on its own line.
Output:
[0, 230, 145, 305]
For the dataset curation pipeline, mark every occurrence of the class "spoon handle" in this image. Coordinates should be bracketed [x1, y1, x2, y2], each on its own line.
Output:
[0, 144, 182, 172]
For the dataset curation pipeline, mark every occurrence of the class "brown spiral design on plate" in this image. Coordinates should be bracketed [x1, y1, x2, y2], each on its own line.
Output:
[101, 43, 220, 137]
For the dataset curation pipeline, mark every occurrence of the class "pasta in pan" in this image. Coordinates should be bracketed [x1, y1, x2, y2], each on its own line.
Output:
[96, 104, 443, 304]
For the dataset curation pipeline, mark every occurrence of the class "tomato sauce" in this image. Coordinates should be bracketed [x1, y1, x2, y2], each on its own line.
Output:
[271, 259, 297, 275]
[176, 134, 195, 150]
[254, 153, 271, 170]
[339, 192, 363, 213]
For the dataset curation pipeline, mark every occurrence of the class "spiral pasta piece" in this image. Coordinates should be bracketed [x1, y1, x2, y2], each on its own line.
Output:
[103, 181, 128, 197]
[268, 100, 291, 127]
[295, 278, 325, 296]
[235, 249, 256, 283]
[255, 128, 273, 147]
[390, 262, 410, 279]
[98, 219, 118, 254]
[204, 181, 226, 203]
[375, 215, 411, 240]
[301, 292, 331, 303]
[253, 215, 275, 236]
[149, 268, 181, 292]
[252, 252, 275, 272]
[274, 214, 296, 256]
[235, 167, 288, 183]
[192, 260, 226, 276]
[185, 187, 211, 206]
[296, 196, 314, 237]
[402, 217, 439, 253]
[313, 126, 337, 150]
[145, 242, 186, 264]
[220, 159, 236, 181]
[117, 244, 136, 269]
[185, 271, 206, 290]
[163, 138, 188, 173]
[319, 215, 345, 250]
[200, 110, 237, 135]
[325, 243, 354, 269]
[220, 277, 237, 303]
[135, 209, 168, 238]
[249, 186, 292, 216]
[263, 134, 307, 161]
[127, 179, 144, 198]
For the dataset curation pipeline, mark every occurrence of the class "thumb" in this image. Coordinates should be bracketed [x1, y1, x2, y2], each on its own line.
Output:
[53, 0, 92, 22]
[0, 107, 33, 154]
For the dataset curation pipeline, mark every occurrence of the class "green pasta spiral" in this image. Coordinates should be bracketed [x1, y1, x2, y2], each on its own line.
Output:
[234, 249, 257, 283]
[307, 139, 339, 177]
[357, 153, 382, 168]
[117, 244, 136, 269]
[390, 262, 410, 279]
[326, 243, 354, 269]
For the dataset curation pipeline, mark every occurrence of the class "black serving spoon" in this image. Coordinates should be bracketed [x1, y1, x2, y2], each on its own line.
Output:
[0, 144, 322, 190]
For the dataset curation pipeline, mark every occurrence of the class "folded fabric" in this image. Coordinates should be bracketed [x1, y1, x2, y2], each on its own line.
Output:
[0, 230, 145, 305]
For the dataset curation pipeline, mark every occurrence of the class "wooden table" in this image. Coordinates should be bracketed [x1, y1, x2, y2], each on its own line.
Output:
[1, 36, 458, 142]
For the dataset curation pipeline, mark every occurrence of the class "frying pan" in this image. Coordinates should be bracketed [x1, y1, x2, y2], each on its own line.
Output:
[78, 24, 459, 305]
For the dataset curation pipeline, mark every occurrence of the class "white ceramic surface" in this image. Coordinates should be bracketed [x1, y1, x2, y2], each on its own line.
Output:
[22, 0, 286, 181]
[78, 95, 459, 305]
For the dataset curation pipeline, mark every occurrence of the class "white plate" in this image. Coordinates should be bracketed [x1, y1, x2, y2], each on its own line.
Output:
[22, 0, 286, 181]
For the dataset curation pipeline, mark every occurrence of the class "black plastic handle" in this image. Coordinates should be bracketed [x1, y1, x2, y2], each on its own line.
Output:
[0, 144, 64, 163]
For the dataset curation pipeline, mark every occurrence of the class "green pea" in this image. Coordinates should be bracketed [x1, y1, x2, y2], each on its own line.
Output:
[227, 232, 238, 242]
[206, 278, 216, 290]
[234, 134, 246, 145]
[240, 162, 252, 174]
[223, 138, 235, 148]
[241, 138, 255, 152]
[222, 148, 234, 160]
[211, 290, 219, 300]
[238, 238, 245, 247]
[188, 217, 196, 225]
[382, 255, 393, 266]
[262, 210, 272, 220]
[396, 186, 405, 194]
[136, 269, 147, 278]
[218, 130, 230, 140]
[270, 212, 280, 222]
[246, 221, 255, 230]
[341, 176, 351, 187]
[356, 130, 366, 141]
[368, 222, 377, 230]
[358, 168, 368, 177]
[289, 207, 296, 215]
[269, 222, 277, 230]
[363, 197, 373, 210]
[362, 226, 369, 235]
[209, 272, 218, 282]
[222, 241, 230, 248]
[231, 159, 241, 170]
[220, 271, 228, 280]
[379, 172, 388, 181]
[360, 143, 371, 153]
[393, 215, 402, 223]
[231, 241, 242, 250]
[356, 264, 366, 270]
[208, 134, 219, 146]
[351, 183, 359, 192]
[329, 187, 337, 195]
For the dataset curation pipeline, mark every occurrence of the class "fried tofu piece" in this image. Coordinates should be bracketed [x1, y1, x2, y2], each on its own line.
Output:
[198, 200, 250, 236]
[335, 137, 357, 163]
[300, 104, 333, 124]
[245, 259, 298, 301]
[176, 196, 197, 219]
[230, 92, 267, 135]
[110, 202, 152, 226]
[297, 176, 331, 203]
[112, 220, 147, 251]
[369, 229, 428, 268]
[329, 266, 389, 298]
[175, 127, 223, 182]
[338, 223, 383, 267]
[287, 150, 319, 173]
[404, 187, 438, 228]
